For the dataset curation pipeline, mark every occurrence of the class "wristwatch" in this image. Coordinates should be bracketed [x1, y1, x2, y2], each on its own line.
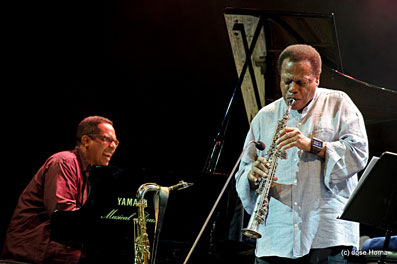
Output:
[310, 137, 323, 154]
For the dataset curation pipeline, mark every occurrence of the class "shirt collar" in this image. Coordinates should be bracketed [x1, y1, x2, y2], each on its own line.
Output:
[74, 146, 91, 173]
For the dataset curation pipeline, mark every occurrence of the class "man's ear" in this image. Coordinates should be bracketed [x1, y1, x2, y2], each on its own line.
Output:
[80, 135, 90, 147]
[315, 74, 320, 87]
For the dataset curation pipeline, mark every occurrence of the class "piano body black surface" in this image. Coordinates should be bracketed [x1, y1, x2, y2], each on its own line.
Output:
[50, 166, 147, 263]
[50, 166, 253, 264]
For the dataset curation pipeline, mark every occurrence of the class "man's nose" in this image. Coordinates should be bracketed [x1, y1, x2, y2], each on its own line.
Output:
[109, 141, 118, 148]
[288, 81, 298, 93]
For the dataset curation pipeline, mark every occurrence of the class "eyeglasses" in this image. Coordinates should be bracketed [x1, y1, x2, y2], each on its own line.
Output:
[88, 134, 119, 147]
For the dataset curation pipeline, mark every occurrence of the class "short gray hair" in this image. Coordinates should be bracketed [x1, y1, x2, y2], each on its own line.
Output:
[277, 44, 322, 77]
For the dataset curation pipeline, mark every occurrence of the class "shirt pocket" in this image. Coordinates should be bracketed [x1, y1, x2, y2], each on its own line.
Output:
[304, 112, 336, 142]
[312, 127, 335, 142]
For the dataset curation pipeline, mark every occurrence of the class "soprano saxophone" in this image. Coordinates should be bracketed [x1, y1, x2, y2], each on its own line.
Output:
[242, 97, 295, 239]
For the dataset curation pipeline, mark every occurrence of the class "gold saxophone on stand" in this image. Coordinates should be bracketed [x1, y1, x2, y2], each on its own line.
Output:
[134, 183, 160, 264]
[133, 181, 193, 264]
[242, 97, 295, 239]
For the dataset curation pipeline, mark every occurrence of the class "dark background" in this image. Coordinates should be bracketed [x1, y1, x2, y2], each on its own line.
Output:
[2, 0, 397, 259]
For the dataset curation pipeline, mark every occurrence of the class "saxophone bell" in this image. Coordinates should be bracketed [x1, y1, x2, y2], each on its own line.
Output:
[241, 227, 262, 239]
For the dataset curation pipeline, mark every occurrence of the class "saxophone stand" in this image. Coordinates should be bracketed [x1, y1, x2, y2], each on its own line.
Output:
[134, 181, 193, 264]
[183, 140, 263, 264]
[339, 151, 397, 264]
[150, 181, 193, 264]
[151, 186, 169, 264]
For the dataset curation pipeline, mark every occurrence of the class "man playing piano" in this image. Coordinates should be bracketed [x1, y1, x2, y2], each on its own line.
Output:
[2, 116, 119, 264]
[236, 44, 369, 263]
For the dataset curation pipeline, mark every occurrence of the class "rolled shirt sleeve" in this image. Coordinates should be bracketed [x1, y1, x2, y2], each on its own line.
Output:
[235, 126, 261, 215]
[323, 92, 369, 191]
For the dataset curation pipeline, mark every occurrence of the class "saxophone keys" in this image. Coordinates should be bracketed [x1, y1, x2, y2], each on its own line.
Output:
[279, 150, 288, 159]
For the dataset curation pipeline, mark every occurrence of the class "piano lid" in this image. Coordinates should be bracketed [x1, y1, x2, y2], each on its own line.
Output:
[224, 7, 397, 125]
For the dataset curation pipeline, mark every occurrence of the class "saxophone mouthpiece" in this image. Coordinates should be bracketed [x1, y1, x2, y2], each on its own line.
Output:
[169, 180, 194, 191]
[287, 97, 295, 106]
[286, 92, 295, 106]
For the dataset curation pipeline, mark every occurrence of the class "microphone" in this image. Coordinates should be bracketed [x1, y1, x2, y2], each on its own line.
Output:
[255, 140, 266, 151]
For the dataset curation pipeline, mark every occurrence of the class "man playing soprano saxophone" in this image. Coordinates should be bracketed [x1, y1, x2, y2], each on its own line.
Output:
[235, 44, 369, 264]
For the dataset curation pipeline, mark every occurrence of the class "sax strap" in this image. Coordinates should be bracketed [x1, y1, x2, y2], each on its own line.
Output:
[151, 186, 169, 264]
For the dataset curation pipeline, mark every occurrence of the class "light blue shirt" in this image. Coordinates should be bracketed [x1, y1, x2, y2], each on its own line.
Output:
[235, 88, 369, 258]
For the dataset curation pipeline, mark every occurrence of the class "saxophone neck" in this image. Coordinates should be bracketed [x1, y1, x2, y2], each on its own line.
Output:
[286, 98, 295, 114]
[282, 97, 295, 122]
[136, 183, 160, 200]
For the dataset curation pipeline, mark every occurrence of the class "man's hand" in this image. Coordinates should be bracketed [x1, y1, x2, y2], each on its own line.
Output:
[276, 127, 311, 152]
[276, 127, 326, 158]
[248, 157, 278, 189]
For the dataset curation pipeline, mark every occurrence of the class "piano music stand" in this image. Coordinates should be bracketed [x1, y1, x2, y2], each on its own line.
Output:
[339, 151, 397, 264]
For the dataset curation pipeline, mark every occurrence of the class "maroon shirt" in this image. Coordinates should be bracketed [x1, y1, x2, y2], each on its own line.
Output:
[2, 146, 90, 264]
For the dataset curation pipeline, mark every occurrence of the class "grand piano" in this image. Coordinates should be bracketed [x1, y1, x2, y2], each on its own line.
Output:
[50, 8, 397, 264]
